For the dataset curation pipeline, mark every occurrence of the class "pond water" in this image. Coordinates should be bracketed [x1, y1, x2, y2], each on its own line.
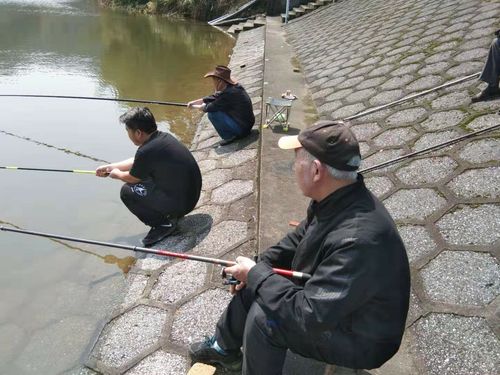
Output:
[0, 1, 234, 373]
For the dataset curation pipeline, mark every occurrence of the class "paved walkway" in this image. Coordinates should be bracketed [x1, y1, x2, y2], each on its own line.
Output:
[80, 0, 500, 374]
[82, 27, 266, 375]
[284, 0, 499, 374]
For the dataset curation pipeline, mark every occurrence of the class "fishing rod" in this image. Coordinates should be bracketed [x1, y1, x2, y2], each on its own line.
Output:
[360, 123, 500, 174]
[0, 226, 312, 281]
[345, 72, 481, 121]
[0, 166, 95, 174]
[0, 94, 188, 107]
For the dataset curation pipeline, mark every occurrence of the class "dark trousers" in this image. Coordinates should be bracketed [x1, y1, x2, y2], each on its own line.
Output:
[120, 180, 180, 227]
[215, 289, 398, 374]
[480, 37, 500, 86]
[215, 288, 289, 375]
[207, 111, 245, 140]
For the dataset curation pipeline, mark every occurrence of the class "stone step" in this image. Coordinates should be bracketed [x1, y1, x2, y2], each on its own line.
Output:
[306, 2, 320, 10]
[254, 17, 266, 26]
[300, 3, 315, 11]
[282, 0, 334, 22]
[227, 24, 244, 33]
[228, 17, 266, 34]
[315, 0, 333, 5]
[242, 21, 256, 30]
[293, 7, 306, 15]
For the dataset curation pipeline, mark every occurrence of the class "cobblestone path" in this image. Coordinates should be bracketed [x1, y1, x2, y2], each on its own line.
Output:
[285, 1, 499, 374]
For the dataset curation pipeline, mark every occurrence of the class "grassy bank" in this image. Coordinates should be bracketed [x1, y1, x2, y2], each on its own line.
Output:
[102, 0, 247, 21]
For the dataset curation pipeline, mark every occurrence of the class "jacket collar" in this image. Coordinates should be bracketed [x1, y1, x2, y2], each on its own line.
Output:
[309, 174, 365, 220]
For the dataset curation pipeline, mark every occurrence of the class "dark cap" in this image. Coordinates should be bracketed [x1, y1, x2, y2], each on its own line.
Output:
[278, 120, 361, 171]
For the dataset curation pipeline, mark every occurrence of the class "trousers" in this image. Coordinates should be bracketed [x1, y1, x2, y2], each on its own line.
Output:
[208, 111, 245, 140]
[480, 37, 500, 86]
[120, 180, 180, 227]
[214, 288, 376, 375]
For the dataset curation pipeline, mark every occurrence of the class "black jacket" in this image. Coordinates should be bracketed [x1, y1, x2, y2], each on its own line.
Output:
[203, 84, 255, 134]
[247, 175, 410, 369]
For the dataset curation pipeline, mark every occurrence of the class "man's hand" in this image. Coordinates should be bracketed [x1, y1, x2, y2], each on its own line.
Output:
[187, 99, 204, 108]
[224, 256, 256, 284]
[108, 168, 123, 180]
[230, 281, 246, 295]
[96, 165, 112, 177]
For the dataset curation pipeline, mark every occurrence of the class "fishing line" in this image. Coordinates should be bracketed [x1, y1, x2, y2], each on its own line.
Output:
[0, 129, 110, 163]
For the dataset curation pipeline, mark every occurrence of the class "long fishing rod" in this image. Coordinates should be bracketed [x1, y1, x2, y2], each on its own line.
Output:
[0, 226, 311, 281]
[5, 124, 499, 177]
[360, 123, 500, 174]
[0, 94, 188, 107]
[345, 72, 481, 121]
[0, 166, 95, 174]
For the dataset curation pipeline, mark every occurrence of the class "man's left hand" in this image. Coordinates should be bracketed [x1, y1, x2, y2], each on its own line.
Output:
[108, 168, 122, 180]
[224, 256, 256, 284]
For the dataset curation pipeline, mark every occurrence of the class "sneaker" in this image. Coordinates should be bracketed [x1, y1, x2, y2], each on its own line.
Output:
[471, 85, 500, 103]
[189, 336, 242, 371]
[142, 219, 177, 246]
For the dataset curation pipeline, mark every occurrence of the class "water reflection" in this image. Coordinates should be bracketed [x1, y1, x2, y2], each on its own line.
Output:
[0, 0, 234, 143]
[1, 220, 137, 274]
[0, 0, 234, 372]
[98, 13, 234, 142]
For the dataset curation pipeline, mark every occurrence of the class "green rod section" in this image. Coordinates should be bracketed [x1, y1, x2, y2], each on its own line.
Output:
[0, 166, 95, 174]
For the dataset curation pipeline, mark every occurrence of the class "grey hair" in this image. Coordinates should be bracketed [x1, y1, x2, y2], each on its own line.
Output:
[301, 149, 358, 181]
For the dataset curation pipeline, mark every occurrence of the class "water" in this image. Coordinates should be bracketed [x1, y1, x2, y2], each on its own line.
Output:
[0, 1, 234, 373]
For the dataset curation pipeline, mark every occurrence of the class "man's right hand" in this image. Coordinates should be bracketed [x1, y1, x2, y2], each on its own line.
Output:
[230, 281, 246, 295]
[96, 165, 112, 177]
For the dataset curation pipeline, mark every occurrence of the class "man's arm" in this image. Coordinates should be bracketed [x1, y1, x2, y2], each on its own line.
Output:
[259, 217, 308, 268]
[96, 158, 140, 183]
[96, 157, 134, 177]
[247, 239, 381, 335]
[108, 169, 141, 184]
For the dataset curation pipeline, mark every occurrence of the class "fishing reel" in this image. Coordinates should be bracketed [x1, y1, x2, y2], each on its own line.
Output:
[221, 269, 240, 285]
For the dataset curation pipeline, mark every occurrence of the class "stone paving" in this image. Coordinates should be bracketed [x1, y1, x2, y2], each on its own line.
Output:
[82, 27, 265, 375]
[76, 1, 500, 373]
[284, 0, 500, 373]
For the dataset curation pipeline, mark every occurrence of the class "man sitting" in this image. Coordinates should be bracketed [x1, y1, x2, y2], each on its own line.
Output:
[189, 120, 410, 374]
[96, 107, 202, 246]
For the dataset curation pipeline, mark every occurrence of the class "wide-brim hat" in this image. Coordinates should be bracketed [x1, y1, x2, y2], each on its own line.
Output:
[278, 120, 361, 171]
[204, 65, 237, 85]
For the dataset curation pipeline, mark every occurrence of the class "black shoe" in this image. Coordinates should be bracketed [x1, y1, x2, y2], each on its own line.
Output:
[471, 85, 500, 103]
[142, 219, 177, 246]
[189, 336, 242, 371]
[217, 136, 238, 147]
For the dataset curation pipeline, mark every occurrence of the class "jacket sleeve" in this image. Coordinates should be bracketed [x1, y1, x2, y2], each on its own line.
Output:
[203, 91, 231, 113]
[247, 237, 382, 336]
[259, 219, 307, 269]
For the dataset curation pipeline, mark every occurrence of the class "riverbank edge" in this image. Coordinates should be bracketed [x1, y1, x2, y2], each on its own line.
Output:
[97, 0, 248, 21]
[82, 26, 266, 374]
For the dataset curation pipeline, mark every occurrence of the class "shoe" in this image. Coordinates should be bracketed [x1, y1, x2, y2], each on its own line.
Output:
[471, 85, 500, 103]
[218, 136, 238, 147]
[189, 336, 242, 371]
[142, 219, 177, 246]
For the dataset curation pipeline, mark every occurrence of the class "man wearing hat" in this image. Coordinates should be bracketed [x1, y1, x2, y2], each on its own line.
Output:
[187, 65, 255, 146]
[189, 121, 410, 374]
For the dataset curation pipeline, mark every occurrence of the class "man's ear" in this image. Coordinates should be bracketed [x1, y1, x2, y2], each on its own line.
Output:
[312, 160, 323, 182]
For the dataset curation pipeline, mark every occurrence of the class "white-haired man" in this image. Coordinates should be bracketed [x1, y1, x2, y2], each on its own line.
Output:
[190, 120, 410, 374]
